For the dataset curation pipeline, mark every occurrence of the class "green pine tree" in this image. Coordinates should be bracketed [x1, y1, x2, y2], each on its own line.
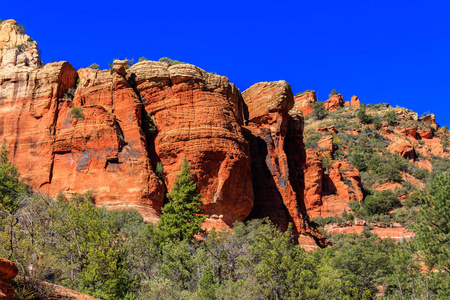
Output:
[0, 140, 27, 212]
[157, 157, 205, 242]
[413, 173, 450, 297]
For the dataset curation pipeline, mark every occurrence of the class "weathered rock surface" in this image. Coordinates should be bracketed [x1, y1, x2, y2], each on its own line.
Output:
[387, 139, 416, 160]
[127, 61, 253, 225]
[293, 91, 316, 116]
[242, 81, 326, 245]
[350, 95, 360, 107]
[304, 150, 363, 218]
[0, 258, 18, 300]
[323, 94, 343, 111]
[0, 19, 41, 68]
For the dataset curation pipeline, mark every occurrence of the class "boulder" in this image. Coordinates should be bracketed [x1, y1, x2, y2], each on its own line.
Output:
[387, 139, 416, 160]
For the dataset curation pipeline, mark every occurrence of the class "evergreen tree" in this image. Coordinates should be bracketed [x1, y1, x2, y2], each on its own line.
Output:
[413, 173, 450, 297]
[157, 157, 205, 242]
[0, 140, 26, 212]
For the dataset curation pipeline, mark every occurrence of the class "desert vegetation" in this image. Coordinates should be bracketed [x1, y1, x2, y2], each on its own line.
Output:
[1, 140, 450, 299]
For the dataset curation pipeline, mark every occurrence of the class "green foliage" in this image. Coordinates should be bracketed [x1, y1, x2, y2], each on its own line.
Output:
[144, 113, 157, 134]
[329, 88, 337, 97]
[413, 173, 450, 297]
[0, 140, 26, 212]
[138, 57, 148, 62]
[357, 108, 372, 124]
[159, 57, 185, 66]
[88, 63, 100, 70]
[363, 190, 401, 215]
[155, 162, 164, 180]
[17, 24, 25, 34]
[309, 101, 328, 120]
[384, 110, 399, 126]
[157, 157, 205, 242]
[70, 106, 84, 121]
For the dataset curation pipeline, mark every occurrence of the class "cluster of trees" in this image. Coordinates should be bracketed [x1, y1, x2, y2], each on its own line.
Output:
[1, 140, 450, 299]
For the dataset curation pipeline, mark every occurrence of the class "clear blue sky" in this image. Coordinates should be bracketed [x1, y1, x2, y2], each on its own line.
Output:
[4, 0, 450, 126]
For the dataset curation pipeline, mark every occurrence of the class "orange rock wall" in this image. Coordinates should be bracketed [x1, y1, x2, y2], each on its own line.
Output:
[242, 81, 326, 245]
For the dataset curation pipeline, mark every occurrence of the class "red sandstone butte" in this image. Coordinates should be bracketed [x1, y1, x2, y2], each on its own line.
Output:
[242, 81, 326, 246]
[293, 91, 317, 116]
[323, 94, 343, 111]
[0, 258, 18, 300]
[127, 61, 253, 225]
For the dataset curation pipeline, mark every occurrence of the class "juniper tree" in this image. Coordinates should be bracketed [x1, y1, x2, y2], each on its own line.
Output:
[157, 157, 205, 242]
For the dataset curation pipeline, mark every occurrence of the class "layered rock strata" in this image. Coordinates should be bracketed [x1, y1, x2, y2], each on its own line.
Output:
[242, 81, 326, 245]
[126, 61, 254, 225]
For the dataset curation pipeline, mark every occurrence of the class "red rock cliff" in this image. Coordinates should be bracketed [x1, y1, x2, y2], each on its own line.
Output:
[242, 81, 326, 245]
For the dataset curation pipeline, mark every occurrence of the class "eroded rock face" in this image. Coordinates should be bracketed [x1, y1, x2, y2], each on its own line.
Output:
[242, 81, 326, 245]
[323, 94, 343, 111]
[350, 95, 360, 107]
[127, 61, 253, 225]
[293, 91, 316, 116]
[0, 19, 41, 68]
[388, 139, 416, 160]
[0, 61, 166, 221]
[304, 150, 363, 218]
[0, 257, 18, 300]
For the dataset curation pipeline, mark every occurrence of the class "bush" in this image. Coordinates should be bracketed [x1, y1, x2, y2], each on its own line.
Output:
[363, 190, 401, 215]
[159, 57, 185, 66]
[329, 89, 337, 97]
[384, 110, 399, 126]
[309, 101, 327, 120]
[70, 106, 84, 121]
[357, 108, 372, 124]
[17, 24, 25, 34]
[88, 63, 99, 70]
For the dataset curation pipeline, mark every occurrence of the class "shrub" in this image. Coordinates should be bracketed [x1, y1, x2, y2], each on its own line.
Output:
[159, 57, 185, 66]
[384, 110, 399, 126]
[69, 106, 84, 121]
[17, 24, 25, 34]
[357, 108, 372, 124]
[363, 190, 401, 215]
[138, 56, 148, 62]
[329, 89, 337, 97]
[309, 101, 327, 120]
[88, 63, 99, 70]
[155, 162, 164, 180]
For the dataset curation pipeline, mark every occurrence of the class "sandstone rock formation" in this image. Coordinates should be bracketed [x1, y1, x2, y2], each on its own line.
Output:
[0, 19, 41, 68]
[304, 150, 363, 218]
[387, 139, 416, 160]
[323, 94, 343, 111]
[293, 91, 316, 116]
[350, 95, 361, 107]
[126, 61, 253, 225]
[242, 81, 326, 245]
[0, 258, 18, 300]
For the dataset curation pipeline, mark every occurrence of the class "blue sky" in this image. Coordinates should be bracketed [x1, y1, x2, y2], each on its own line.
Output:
[4, 0, 450, 126]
